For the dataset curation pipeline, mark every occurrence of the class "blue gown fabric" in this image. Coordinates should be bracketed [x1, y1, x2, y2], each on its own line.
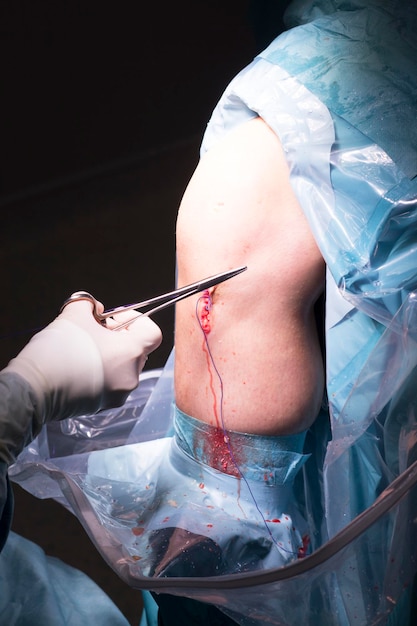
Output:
[0, 531, 130, 625]
[9, 1, 417, 624]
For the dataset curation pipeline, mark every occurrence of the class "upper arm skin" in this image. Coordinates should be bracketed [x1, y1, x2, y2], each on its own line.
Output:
[175, 118, 325, 435]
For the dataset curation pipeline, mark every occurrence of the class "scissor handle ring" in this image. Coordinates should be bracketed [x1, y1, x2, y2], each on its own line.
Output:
[59, 291, 105, 324]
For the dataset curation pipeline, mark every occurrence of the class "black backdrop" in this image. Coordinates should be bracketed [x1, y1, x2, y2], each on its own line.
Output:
[1, 3, 288, 623]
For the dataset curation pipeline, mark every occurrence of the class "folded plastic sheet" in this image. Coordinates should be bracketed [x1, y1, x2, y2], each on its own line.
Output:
[9, 1, 417, 623]
[8, 338, 417, 625]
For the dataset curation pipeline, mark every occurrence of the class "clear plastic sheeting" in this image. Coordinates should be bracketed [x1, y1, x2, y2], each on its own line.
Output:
[9, 1, 417, 623]
[8, 358, 417, 625]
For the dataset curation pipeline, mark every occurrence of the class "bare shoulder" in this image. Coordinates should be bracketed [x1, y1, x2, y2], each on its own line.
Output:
[176, 117, 323, 306]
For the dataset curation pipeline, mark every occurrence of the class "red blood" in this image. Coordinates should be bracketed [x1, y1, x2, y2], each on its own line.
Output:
[297, 534, 310, 558]
[200, 290, 212, 334]
[199, 426, 241, 478]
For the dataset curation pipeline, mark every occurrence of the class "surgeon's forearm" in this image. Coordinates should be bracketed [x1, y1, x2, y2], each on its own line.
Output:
[0, 372, 39, 553]
[0, 372, 41, 467]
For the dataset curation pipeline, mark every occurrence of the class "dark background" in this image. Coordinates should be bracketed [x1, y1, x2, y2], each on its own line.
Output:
[1, 2, 286, 623]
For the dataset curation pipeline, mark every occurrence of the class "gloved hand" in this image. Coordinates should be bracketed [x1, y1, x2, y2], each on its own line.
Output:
[2, 297, 162, 424]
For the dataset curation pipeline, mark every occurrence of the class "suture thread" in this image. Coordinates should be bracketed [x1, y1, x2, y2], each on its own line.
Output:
[195, 293, 298, 558]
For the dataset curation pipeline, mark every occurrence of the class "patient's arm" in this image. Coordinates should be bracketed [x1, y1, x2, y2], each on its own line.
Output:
[174, 117, 324, 436]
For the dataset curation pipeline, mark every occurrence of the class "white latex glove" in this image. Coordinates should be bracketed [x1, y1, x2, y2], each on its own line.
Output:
[2, 297, 162, 423]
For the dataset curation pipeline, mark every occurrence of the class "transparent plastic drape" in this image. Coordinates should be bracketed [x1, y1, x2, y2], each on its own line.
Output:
[9, 338, 417, 625]
[9, 4, 417, 623]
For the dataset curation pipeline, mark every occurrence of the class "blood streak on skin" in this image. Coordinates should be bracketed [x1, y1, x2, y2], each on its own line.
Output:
[197, 288, 243, 479]
[199, 289, 220, 426]
[202, 335, 219, 426]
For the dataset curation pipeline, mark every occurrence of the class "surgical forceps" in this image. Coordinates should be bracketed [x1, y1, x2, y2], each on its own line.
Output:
[60, 266, 247, 331]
